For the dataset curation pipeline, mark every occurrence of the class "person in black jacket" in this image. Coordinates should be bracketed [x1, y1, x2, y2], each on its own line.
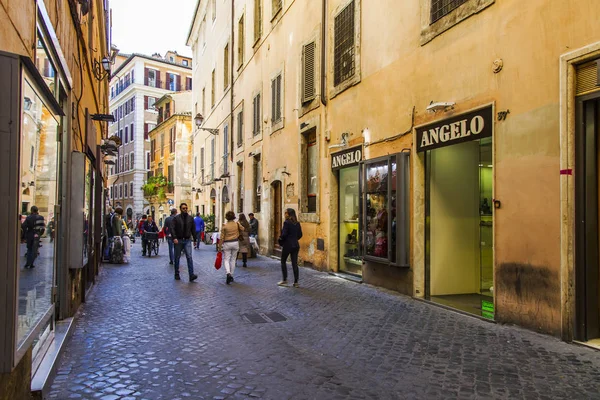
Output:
[171, 203, 198, 282]
[277, 208, 303, 288]
[163, 208, 177, 264]
[22, 205, 46, 268]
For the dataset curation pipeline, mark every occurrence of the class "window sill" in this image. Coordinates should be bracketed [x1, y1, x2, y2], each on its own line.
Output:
[330, 74, 361, 100]
[271, 119, 284, 134]
[270, 8, 282, 23]
[420, 0, 495, 45]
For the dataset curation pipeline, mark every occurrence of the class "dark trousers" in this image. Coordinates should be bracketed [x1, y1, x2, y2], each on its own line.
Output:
[280, 247, 299, 283]
[26, 235, 39, 266]
[194, 231, 201, 248]
[142, 237, 148, 254]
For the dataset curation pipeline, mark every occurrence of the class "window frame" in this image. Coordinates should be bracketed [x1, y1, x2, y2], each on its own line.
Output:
[270, 71, 284, 132]
[329, 0, 361, 99]
[420, 0, 494, 45]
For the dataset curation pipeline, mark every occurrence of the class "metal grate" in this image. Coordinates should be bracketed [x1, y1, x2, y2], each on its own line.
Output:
[242, 312, 287, 324]
[431, 0, 468, 23]
[334, 1, 355, 86]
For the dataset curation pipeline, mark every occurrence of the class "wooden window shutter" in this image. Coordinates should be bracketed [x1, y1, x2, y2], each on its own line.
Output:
[302, 41, 316, 103]
[176, 75, 181, 91]
[131, 69, 135, 83]
[576, 60, 600, 96]
[144, 95, 148, 109]
[144, 68, 149, 85]
[144, 123, 149, 140]
[253, 95, 258, 135]
[271, 79, 276, 122]
[276, 75, 282, 121]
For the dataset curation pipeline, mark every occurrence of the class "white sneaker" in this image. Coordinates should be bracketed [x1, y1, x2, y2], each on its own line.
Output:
[277, 280, 288, 286]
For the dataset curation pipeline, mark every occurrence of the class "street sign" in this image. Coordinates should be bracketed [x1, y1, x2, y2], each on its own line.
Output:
[167, 199, 174, 205]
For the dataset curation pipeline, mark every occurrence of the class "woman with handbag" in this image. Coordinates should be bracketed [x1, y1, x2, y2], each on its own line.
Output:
[278, 208, 303, 288]
[218, 211, 244, 284]
[237, 214, 251, 268]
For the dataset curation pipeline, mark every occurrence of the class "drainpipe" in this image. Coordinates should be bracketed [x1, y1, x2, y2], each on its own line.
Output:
[230, 0, 235, 164]
[321, 0, 327, 106]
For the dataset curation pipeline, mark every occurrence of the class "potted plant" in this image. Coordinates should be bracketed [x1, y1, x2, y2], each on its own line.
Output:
[201, 214, 216, 245]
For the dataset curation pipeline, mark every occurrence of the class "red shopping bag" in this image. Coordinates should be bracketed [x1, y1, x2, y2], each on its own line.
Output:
[214, 251, 223, 270]
[201, 232, 205, 242]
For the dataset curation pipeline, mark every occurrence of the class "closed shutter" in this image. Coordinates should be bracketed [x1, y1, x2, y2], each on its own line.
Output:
[176, 74, 181, 91]
[276, 75, 282, 121]
[144, 95, 148, 109]
[186, 77, 192, 90]
[144, 67, 149, 85]
[302, 41, 316, 103]
[253, 95, 258, 135]
[576, 60, 600, 96]
[156, 71, 162, 89]
[131, 97, 135, 111]
[144, 123, 149, 140]
[131, 69, 135, 83]
[271, 78, 276, 122]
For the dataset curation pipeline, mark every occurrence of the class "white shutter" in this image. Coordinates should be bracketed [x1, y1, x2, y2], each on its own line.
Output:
[302, 41, 316, 103]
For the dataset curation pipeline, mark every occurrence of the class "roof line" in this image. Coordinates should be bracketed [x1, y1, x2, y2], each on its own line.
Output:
[112, 53, 192, 78]
[186, 0, 202, 46]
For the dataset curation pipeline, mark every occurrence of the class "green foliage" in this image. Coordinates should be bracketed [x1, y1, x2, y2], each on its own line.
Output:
[201, 214, 216, 231]
[141, 175, 168, 201]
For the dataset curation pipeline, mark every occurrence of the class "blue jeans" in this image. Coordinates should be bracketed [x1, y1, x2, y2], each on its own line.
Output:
[167, 238, 175, 263]
[174, 239, 194, 276]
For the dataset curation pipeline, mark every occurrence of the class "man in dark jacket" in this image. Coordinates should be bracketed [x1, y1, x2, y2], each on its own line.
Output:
[172, 203, 198, 282]
[22, 205, 45, 268]
[163, 208, 177, 264]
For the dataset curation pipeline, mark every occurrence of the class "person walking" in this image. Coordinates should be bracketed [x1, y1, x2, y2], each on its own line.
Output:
[22, 205, 46, 268]
[142, 215, 159, 256]
[193, 213, 205, 249]
[278, 208, 303, 288]
[248, 213, 258, 238]
[163, 208, 177, 264]
[172, 203, 198, 282]
[218, 211, 244, 284]
[237, 213, 251, 268]
[110, 207, 125, 264]
[138, 214, 147, 249]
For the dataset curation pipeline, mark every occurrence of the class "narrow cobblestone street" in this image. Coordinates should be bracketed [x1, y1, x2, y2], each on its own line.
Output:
[48, 242, 600, 400]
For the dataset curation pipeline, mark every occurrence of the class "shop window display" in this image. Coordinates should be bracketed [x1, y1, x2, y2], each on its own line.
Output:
[17, 75, 59, 349]
[362, 154, 409, 266]
[339, 166, 361, 274]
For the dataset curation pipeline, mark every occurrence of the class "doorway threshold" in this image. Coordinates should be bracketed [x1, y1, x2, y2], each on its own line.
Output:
[574, 339, 600, 351]
[329, 272, 363, 283]
[415, 297, 496, 324]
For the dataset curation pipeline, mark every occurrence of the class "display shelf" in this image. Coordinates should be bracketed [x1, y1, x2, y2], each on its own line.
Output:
[343, 219, 359, 223]
[345, 242, 358, 245]
[343, 257, 363, 266]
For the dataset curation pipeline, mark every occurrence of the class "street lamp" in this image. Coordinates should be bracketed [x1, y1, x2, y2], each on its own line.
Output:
[194, 113, 219, 135]
[92, 56, 112, 81]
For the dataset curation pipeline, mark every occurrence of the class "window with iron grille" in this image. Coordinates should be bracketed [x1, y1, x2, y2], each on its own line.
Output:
[253, 93, 261, 136]
[430, 0, 468, 23]
[302, 41, 316, 103]
[254, 0, 262, 42]
[272, 0, 282, 17]
[334, 1, 355, 87]
[237, 110, 244, 147]
[271, 74, 282, 123]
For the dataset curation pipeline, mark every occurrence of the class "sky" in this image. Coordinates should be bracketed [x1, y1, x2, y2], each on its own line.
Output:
[110, 0, 197, 57]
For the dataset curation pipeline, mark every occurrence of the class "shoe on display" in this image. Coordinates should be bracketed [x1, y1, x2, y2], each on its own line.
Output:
[189, 274, 198, 282]
[277, 280, 288, 286]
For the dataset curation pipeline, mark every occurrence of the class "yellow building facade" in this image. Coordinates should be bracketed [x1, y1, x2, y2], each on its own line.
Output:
[147, 91, 194, 226]
[188, 0, 600, 343]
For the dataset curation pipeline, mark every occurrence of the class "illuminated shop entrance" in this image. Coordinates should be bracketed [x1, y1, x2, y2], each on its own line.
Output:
[420, 106, 494, 318]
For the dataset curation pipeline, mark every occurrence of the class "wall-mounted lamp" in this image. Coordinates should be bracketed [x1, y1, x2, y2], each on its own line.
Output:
[328, 132, 349, 149]
[103, 154, 116, 165]
[194, 113, 219, 135]
[426, 101, 455, 113]
[92, 56, 111, 81]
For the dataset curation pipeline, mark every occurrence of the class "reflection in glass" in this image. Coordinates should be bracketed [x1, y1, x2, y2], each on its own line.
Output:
[390, 160, 397, 264]
[365, 161, 389, 258]
[35, 29, 57, 96]
[17, 77, 58, 348]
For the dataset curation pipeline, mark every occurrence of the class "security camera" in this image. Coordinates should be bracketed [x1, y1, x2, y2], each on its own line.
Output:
[426, 102, 455, 112]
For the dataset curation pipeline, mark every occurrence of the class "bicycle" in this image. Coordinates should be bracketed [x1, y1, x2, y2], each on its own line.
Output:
[145, 232, 160, 256]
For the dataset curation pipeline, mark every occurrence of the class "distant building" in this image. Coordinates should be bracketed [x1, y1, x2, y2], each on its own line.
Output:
[107, 52, 192, 221]
[147, 91, 194, 226]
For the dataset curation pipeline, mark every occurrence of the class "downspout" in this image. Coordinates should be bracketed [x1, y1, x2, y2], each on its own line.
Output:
[321, 0, 327, 106]
[230, 0, 235, 164]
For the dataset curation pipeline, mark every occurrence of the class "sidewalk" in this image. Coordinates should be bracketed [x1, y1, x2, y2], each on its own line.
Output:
[48, 243, 600, 399]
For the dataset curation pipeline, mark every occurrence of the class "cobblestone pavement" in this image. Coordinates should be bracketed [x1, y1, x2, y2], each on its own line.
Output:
[48, 242, 600, 400]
